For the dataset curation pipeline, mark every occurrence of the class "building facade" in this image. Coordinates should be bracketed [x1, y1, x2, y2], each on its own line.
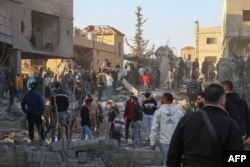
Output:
[0, 0, 73, 75]
[222, 0, 250, 58]
[72, 25, 124, 72]
[195, 27, 222, 67]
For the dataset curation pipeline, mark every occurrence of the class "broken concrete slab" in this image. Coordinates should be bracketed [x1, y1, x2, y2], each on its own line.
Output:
[77, 152, 87, 163]
[51, 140, 73, 151]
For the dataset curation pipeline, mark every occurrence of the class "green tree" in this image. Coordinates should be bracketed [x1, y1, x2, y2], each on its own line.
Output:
[126, 6, 154, 58]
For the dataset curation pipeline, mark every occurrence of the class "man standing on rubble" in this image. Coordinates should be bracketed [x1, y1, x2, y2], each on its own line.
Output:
[50, 82, 69, 142]
[21, 82, 45, 142]
[85, 94, 99, 137]
[142, 92, 158, 142]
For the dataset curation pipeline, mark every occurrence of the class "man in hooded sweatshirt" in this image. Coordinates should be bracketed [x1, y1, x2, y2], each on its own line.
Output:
[150, 92, 184, 166]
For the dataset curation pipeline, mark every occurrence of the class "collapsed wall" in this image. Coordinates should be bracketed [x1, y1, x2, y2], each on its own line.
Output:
[0, 137, 161, 167]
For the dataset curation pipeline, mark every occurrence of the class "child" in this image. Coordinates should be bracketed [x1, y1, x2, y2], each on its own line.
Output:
[109, 107, 125, 145]
[132, 96, 143, 148]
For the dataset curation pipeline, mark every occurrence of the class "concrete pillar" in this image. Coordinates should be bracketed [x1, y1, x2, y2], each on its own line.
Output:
[222, 37, 231, 58]
[12, 49, 21, 74]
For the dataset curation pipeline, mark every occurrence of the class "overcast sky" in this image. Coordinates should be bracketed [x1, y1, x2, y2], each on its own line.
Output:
[73, 0, 224, 55]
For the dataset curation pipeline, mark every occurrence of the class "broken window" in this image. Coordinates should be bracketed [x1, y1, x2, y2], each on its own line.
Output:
[243, 10, 250, 22]
[206, 38, 217, 44]
[31, 11, 59, 51]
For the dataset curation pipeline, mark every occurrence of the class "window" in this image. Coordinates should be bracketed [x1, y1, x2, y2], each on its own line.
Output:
[206, 38, 217, 44]
[96, 59, 99, 65]
[243, 10, 250, 22]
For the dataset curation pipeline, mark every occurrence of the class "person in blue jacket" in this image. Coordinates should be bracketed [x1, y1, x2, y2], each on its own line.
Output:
[21, 82, 45, 142]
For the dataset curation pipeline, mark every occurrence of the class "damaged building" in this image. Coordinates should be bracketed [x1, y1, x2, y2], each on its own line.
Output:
[45, 25, 125, 76]
[72, 25, 124, 72]
[0, 0, 73, 76]
[219, 0, 250, 82]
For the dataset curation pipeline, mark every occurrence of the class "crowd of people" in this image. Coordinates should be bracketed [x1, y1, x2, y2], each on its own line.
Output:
[1, 59, 250, 167]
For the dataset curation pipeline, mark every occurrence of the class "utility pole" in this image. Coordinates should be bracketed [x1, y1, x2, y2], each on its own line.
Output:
[195, 20, 199, 59]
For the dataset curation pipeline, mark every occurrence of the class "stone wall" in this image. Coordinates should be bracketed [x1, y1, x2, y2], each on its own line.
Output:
[0, 138, 161, 167]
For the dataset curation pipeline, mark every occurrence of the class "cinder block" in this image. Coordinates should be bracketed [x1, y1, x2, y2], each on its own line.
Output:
[32, 151, 43, 162]
[51, 140, 73, 151]
[67, 162, 79, 167]
[79, 162, 104, 167]
[77, 152, 87, 163]
[40, 163, 60, 167]
[0, 155, 15, 165]
[142, 150, 156, 159]
[99, 138, 119, 147]
[45, 152, 63, 163]
[14, 145, 25, 156]
[60, 162, 66, 167]
[155, 151, 161, 160]
[26, 151, 44, 162]
[73, 139, 99, 151]
[66, 149, 76, 158]
[25, 151, 33, 161]
[0, 144, 15, 166]
[0, 145, 8, 156]
[16, 156, 24, 166]
[133, 150, 143, 158]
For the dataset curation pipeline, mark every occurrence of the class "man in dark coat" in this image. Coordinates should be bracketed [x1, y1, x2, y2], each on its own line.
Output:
[21, 82, 45, 142]
[221, 80, 250, 145]
[80, 98, 92, 140]
[49, 82, 69, 142]
[167, 84, 243, 167]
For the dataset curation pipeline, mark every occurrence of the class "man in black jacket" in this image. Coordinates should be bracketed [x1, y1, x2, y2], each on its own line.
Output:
[80, 98, 92, 140]
[142, 92, 157, 142]
[50, 82, 69, 142]
[167, 84, 243, 167]
[221, 80, 250, 145]
[22, 82, 45, 142]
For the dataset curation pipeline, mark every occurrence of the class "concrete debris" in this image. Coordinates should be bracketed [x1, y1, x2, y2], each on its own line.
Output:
[0, 86, 189, 167]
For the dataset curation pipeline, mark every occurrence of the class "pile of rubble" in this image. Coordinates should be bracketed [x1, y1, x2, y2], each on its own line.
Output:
[0, 88, 188, 167]
[0, 133, 162, 167]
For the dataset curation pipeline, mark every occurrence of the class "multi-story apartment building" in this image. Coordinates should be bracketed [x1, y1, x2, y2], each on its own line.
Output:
[0, 0, 73, 75]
